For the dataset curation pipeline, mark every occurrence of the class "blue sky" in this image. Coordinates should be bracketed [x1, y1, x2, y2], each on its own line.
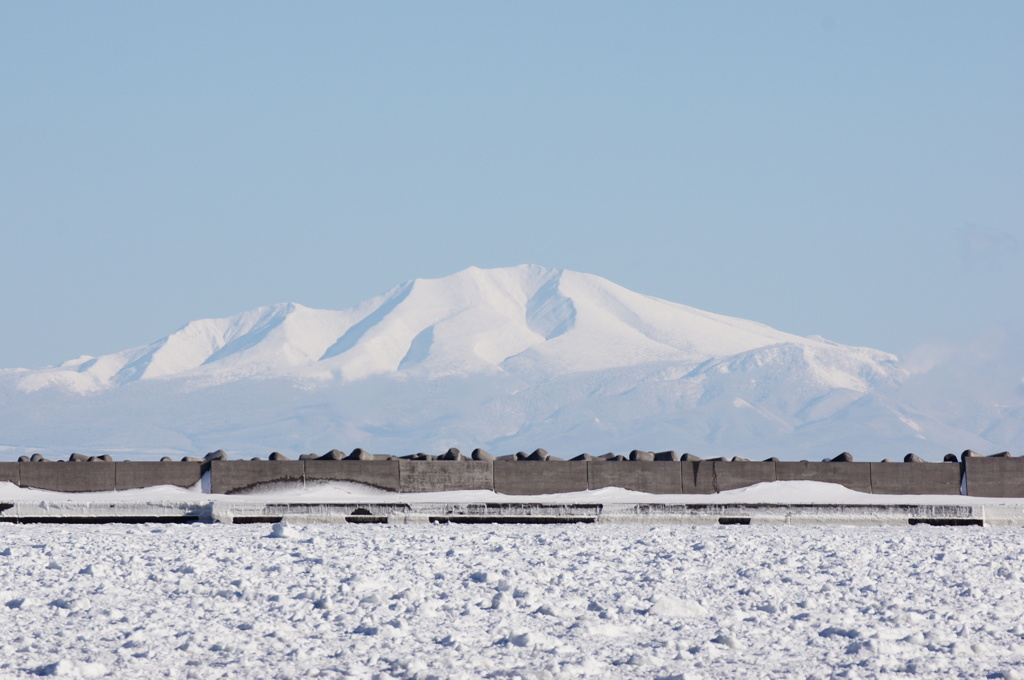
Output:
[1, 2, 1021, 369]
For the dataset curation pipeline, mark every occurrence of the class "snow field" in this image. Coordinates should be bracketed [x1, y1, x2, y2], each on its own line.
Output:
[2, 524, 1024, 679]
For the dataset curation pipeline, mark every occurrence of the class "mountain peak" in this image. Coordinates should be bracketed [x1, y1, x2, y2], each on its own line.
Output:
[6, 265, 1018, 460]
[14, 265, 898, 393]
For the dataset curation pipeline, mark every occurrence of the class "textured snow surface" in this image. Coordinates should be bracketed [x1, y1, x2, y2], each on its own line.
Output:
[3, 524, 1024, 679]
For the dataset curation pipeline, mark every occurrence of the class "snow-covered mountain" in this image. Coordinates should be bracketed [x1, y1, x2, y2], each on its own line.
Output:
[0, 265, 1019, 460]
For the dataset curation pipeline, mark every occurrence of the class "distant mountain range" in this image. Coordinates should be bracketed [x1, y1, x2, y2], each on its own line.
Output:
[1, 265, 1020, 460]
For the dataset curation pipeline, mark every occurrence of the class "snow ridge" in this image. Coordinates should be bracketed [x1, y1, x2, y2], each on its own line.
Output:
[13, 265, 901, 392]
[2, 265, 1017, 460]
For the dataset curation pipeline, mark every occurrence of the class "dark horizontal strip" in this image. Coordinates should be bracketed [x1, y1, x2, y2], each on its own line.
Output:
[908, 518, 984, 526]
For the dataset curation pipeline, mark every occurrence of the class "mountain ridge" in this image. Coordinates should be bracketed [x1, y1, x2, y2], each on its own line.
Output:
[12, 264, 900, 393]
[0, 265, 1018, 460]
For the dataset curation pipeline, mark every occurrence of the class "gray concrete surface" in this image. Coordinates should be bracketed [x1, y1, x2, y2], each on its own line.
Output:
[680, 461, 718, 494]
[0, 462, 19, 486]
[493, 461, 588, 495]
[304, 459, 401, 492]
[209, 460, 304, 494]
[588, 461, 683, 494]
[713, 461, 777, 492]
[398, 461, 493, 493]
[4, 454, 1019, 498]
[964, 457, 1024, 497]
[115, 462, 204, 490]
[869, 462, 962, 495]
[775, 461, 873, 493]
[19, 461, 116, 492]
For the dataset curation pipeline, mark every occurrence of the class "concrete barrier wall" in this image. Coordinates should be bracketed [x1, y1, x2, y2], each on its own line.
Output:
[20, 461, 116, 492]
[775, 461, 873, 493]
[3, 455, 1020, 497]
[306, 460, 401, 492]
[0, 462, 19, 486]
[493, 461, 588, 495]
[209, 460, 304, 495]
[964, 457, 1024, 497]
[869, 462, 962, 496]
[588, 461, 682, 494]
[115, 462, 204, 490]
[399, 460, 492, 493]
[713, 461, 777, 492]
[681, 461, 717, 494]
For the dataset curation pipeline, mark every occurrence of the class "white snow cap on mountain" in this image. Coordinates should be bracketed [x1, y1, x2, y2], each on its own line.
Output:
[15, 265, 901, 393]
[3, 265, 1021, 459]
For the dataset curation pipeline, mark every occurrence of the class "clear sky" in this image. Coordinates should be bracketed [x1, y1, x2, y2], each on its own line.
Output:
[1, 2, 1021, 370]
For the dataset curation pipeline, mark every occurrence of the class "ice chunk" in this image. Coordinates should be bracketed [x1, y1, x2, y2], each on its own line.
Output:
[268, 522, 298, 538]
[648, 596, 709, 618]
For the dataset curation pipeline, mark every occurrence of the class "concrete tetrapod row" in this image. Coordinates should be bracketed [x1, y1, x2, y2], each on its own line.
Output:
[3, 448, 1023, 497]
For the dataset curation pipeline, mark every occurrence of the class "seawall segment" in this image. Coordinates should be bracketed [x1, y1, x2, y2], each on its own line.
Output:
[2, 451, 1020, 498]
[964, 456, 1024, 497]
[775, 461, 873, 493]
[493, 460, 589, 495]
[869, 461, 962, 496]
[588, 461, 683, 494]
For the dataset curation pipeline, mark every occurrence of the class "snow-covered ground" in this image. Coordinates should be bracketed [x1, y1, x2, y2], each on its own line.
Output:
[3, 522, 1024, 679]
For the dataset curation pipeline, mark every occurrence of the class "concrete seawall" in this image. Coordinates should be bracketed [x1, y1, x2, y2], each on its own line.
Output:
[3, 451, 1021, 497]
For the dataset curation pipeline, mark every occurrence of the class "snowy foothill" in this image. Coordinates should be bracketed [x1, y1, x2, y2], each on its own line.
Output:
[3, 521, 1024, 679]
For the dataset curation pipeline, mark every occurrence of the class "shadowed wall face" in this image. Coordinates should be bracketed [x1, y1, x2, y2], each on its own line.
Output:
[208, 461, 304, 495]
[963, 458, 1024, 497]
[588, 461, 683, 494]
[305, 460, 401, 492]
[868, 462, 962, 496]
[398, 461, 492, 493]
[775, 462, 873, 493]
[19, 462, 116, 493]
[115, 462, 203, 491]
[492, 462, 589, 495]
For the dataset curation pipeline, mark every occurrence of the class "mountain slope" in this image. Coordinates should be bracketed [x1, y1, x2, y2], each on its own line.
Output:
[13, 265, 902, 391]
[1, 265, 1017, 460]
